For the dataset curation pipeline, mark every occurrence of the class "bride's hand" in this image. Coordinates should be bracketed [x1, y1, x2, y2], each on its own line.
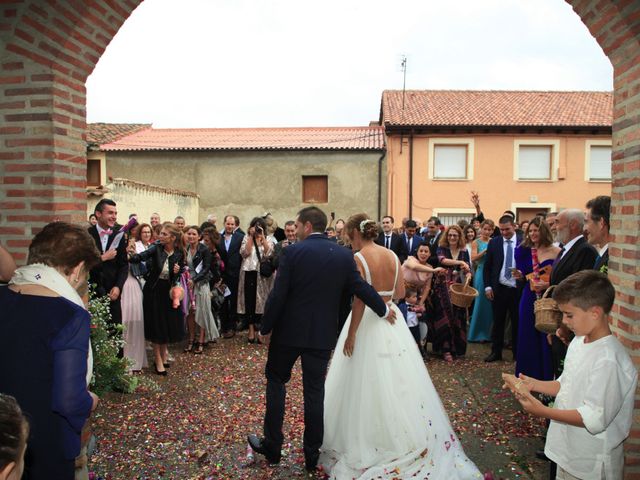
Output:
[343, 334, 356, 357]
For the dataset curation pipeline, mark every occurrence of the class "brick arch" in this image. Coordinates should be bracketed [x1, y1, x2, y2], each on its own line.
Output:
[1, 0, 639, 473]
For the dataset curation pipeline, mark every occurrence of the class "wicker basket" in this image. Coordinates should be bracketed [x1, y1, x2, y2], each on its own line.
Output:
[450, 277, 478, 308]
[534, 286, 563, 334]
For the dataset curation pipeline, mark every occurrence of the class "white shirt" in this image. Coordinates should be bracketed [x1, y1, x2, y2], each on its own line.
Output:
[405, 305, 418, 327]
[559, 234, 583, 261]
[545, 335, 637, 480]
[498, 235, 517, 288]
[96, 224, 111, 252]
[599, 243, 609, 258]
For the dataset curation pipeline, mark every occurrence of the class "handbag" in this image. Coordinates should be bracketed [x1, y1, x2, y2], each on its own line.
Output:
[254, 241, 274, 278]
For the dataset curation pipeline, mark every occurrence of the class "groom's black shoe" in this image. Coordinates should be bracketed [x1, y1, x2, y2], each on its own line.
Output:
[247, 434, 281, 464]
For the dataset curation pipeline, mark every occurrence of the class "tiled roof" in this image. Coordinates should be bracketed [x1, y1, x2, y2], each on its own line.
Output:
[381, 90, 612, 128]
[99, 127, 385, 152]
[87, 123, 152, 147]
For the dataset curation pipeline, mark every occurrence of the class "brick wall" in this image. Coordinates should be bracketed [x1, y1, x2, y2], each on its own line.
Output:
[566, 0, 640, 476]
[0, 1, 140, 261]
[0, 0, 639, 475]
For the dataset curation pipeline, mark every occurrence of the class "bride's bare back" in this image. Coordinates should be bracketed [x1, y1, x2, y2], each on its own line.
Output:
[354, 243, 404, 302]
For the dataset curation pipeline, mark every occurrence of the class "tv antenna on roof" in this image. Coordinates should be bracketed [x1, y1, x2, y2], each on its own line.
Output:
[400, 55, 407, 110]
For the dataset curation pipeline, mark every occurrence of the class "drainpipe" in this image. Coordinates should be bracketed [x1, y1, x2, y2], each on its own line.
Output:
[377, 150, 386, 220]
[408, 131, 414, 219]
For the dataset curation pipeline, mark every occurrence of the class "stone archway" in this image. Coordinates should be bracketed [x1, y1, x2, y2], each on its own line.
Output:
[1, 0, 639, 473]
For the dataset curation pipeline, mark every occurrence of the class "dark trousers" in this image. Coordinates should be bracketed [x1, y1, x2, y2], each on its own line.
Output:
[108, 297, 122, 326]
[490, 284, 520, 356]
[220, 276, 239, 333]
[263, 343, 331, 465]
[550, 335, 568, 379]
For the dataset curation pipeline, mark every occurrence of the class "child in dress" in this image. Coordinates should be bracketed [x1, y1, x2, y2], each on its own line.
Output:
[398, 289, 425, 355]
[503, 270, 637, 479]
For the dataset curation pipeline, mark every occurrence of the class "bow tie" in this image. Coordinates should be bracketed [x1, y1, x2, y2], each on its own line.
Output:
[99, 229, 113, 236]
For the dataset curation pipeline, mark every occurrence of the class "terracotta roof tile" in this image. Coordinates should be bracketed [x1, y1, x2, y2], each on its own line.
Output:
[381, 90, 612, 128]
[99, 127, 385, 152]
[87, 123, 152, 147]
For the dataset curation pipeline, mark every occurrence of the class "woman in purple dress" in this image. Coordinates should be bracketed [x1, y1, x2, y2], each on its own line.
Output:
[513, 217, 560, 380]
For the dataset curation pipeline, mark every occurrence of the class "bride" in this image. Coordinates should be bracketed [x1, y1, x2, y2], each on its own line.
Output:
[319, 214, 482, 479]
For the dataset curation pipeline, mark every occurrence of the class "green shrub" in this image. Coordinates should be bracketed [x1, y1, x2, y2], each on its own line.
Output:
[88, 286, 139, 396]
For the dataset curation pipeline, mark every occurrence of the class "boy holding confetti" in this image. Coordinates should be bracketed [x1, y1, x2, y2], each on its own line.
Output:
[502, 270, 636, 479]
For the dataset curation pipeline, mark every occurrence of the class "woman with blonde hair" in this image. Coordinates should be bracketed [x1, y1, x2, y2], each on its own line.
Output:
[130, 223, 185, 375]
[468, 219, 495, 342]
[431, 225, 472, 363]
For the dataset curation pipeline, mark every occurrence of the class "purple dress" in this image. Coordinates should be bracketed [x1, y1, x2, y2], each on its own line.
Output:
[514, 246, 553, 380]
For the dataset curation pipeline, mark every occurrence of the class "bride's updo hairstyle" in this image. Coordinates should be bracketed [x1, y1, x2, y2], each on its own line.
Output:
[346, 213, 379, 241]
[28, 222, 101, 275]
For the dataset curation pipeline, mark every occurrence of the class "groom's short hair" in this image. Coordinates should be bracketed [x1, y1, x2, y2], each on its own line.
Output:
[297, 206, 327, 233]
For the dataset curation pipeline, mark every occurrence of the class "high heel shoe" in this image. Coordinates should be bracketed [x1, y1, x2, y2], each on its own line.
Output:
[154, 364, 167, 376]
[183, 340, 195, 353]
[194, 342, 204, 355]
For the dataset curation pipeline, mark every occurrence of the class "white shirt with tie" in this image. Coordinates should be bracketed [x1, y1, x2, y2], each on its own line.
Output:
[384, 234, 392, 249]
[498, 235, 517, 288]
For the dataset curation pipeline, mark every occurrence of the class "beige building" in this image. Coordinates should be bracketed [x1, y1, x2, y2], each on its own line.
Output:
[87, 125, 386, 227]
[380, 90, 612, 225]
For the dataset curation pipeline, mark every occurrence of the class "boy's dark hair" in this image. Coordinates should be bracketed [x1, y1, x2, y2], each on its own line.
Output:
[405, 288, 418, 299]
[297, 206, 327, 233]
[553, 270, 615, 314]
[94, 198, 116, 213]
[503, 210, 516, 219]
[586, 195, 611, 229]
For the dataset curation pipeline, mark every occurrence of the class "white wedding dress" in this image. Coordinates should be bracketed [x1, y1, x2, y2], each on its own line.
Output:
[319, 252, 482, 479]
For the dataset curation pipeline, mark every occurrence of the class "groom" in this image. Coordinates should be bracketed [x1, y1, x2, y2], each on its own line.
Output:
[248, 206, 395, 472]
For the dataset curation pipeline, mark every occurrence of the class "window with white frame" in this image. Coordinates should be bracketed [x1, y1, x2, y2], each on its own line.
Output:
[518, 145, 552, 180]
[428, 138, 474, 180]
[587, 145, 612, 181]
[513, 140, 559, 181]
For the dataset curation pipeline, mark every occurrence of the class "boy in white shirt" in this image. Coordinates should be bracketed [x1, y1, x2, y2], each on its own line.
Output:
[502, 270, 637, 479]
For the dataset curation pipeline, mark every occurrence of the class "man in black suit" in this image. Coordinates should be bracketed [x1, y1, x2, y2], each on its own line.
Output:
[585, 196, 611, 274]
[549, 209, 598, 376]
[88, 198, 128, 326]
[483, 215, 524, 362]
[218, 214, 245, 337]
[403, 219, 420, 258]
[272, 220, 297, 269]
[375, 215, 408, 263]
[248, 207, 394, 472]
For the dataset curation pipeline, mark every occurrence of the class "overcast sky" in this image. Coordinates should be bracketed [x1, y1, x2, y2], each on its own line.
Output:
[86, 0, 613, 128]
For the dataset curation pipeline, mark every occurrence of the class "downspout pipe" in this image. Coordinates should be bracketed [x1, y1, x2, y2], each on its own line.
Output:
[409, 131, 414, 220]
[377, 150, 386, 220]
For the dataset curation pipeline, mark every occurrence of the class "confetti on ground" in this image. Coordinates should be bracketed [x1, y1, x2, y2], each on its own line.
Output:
[89, 339, 548, 479]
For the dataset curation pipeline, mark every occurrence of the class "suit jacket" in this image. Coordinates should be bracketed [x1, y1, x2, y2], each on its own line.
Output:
[218, 231, 245, 281]
[550, 236, 598, 286]
[260, 234, 387, 350]
[375, 232, 408, 264]
[403, 233, 421, 258]
[483, 233, 524, 292]
[88, 224, 128, 297]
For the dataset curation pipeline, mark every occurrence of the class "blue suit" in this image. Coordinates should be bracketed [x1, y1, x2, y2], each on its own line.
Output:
[259, 233, 386, 466]
[403, 233, 421, 258]
[483, 233, 523, 358]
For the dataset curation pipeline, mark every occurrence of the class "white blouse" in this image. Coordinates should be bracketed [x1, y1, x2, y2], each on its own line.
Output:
[545, 334, 637, 479]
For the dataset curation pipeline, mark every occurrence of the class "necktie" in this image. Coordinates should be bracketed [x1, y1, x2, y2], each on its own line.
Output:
[408, 237, 412, 253]
[553, 247, 565, 267]
[504, 239, 513, 279]
[385, 235, 390, 249]
[593, 254, 601, 269]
